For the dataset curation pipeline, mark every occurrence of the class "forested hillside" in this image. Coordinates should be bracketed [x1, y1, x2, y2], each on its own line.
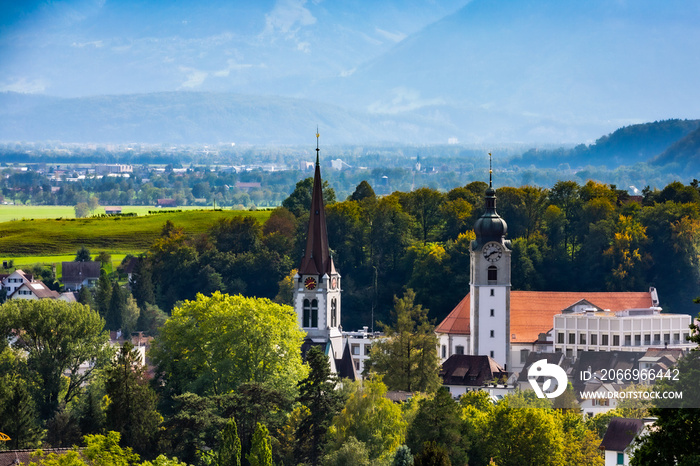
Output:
[111, 178, 700, 331]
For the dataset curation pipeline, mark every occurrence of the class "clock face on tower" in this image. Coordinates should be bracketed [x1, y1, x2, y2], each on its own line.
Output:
[304, 277, 317, 290]
[483, 242, 503, 262]
[330, 276, 338, 290]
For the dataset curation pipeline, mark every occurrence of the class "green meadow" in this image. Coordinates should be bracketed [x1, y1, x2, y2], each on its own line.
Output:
[0, 209, 271, 261]
[0, 205, 217, 223]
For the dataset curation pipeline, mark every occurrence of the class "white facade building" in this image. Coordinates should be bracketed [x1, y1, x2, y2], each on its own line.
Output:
[553, 307, 694, 357]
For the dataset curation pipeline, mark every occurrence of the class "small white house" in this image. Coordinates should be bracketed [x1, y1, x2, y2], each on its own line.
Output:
[599, 417, 650, 466]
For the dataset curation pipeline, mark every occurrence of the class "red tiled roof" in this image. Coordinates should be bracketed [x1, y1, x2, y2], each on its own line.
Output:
[436, 291, 654, 344]
[435, 294, 470, 334]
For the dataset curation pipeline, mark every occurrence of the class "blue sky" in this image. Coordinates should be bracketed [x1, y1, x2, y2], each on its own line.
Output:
[1, 0, 699, 143]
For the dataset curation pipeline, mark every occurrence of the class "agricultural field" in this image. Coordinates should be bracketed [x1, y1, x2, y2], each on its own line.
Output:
[0, 208, 271, 260]
[0, 204, 221, 222]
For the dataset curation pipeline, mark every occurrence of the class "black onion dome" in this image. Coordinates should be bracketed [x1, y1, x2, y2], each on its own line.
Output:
[474, 185, 507, 244]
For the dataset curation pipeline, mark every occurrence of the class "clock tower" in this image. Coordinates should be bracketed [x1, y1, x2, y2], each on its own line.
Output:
[293, 132, 343, 359]
[470, 156, 511, 369]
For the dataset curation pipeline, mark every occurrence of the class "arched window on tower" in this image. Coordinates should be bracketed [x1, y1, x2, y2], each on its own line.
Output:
[311, 299, 318, 327]
[303, 299, 311, 327]
[488, 266, 498, 283]
[331, 298, 337, 327]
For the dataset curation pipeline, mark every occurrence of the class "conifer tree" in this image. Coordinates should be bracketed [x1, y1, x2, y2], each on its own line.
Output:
[218, 416, 242, 466]
[247, 423, 272, 466]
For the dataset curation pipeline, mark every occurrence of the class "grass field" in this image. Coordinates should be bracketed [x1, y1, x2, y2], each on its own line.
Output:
[0, 205, 220, 223]
[0, 209, 271, 258]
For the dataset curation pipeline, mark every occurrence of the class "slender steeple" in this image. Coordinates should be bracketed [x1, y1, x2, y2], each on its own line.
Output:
[299, 130, 336, 276]
[474, 152, 507, 246]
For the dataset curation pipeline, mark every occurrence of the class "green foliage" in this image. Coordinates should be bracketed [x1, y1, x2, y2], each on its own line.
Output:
[406, 388, 467, 466]
[479, 399, 565, 466]
[295, 346, 345, 466]
[392, 445, 414, 466]
[83, 431, 141, 466]
[74, 202, 90, 219]
[349, 180, 376, 202]
[75, 246, 92, 262]
[366, 289, 441, 393]
[218, 417, 242, 466]
[329, 377, 406, 463]
[323, 436, 371, 466]
[151, 292, 306, 400]
[413, 442, 451, 466]
[282, 177, 336, 217]
[104, 342, 161, 456]
[0, 299, 112, 421]
[0, 347, 43, 449]
[246, 423, 272, 466]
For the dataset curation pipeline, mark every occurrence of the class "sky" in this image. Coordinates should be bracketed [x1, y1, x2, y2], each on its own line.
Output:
[1, 0, 699, 144]
[0, 0, 469, 97]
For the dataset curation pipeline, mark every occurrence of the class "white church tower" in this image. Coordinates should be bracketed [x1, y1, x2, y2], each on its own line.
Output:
[469, 155, 511, 370]
[293, 132, 344, 360]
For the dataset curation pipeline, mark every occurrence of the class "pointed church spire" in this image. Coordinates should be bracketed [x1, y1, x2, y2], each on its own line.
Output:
[299, 130, 336, 276]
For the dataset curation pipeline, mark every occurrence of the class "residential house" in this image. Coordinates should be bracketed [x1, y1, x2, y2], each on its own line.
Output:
[62, 261, 101, 291]
[440, 354, 510, 398]
[2, 269, 33, 296]
[10, 280, 60, 300]
[599, 417, 649, 466]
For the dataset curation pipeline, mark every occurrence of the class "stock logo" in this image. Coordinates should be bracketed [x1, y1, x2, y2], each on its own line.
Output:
[528, 359, 568, 399]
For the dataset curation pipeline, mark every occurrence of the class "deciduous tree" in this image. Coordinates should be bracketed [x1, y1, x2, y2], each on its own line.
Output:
[0, 300, 112, 420]
[151, 292, 306, 400]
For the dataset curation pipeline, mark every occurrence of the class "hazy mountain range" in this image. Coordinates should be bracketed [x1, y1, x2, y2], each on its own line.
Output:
[1, 0, 699, 145]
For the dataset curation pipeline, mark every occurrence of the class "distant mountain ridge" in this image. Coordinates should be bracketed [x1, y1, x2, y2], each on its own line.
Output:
[0, 91, 457, 145]
[513, 119, 700, 169]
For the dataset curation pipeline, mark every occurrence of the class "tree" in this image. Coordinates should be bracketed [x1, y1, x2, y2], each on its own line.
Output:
[295, 346, 345, 466]
[282, 177, 336, 217]
[95, 250, 112, 265]
[77, 285, 96, 310]
[95, 268, 113, 317]
[413, 442, 451, 466]
[480, 397, 566, 466]
[406, 388, 467, 466]
[88, 195, 100, 213]
[329, 377, 407, 463]
[247, 423, 273, 466]
[218, 416, 242, 466]
[0, 299, 112, 421]
[323, 436, 371, 466]
[365, 289, 441, 393]
[392, 445, 414, 466]
[104, 342, 161, 456]
[399, 188, 445, 243]
[0, 347, 42, 449]
[350, 180, 376, 202]
[75, 246, 92, 262]
[151, 292, 306, 400]
[74, 202, 90, 218]
[106, 281, 125, 331]
[82, 431, 141, 466]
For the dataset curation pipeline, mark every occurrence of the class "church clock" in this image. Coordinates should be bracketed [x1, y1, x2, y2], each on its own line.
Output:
[483, 242, 503, 262]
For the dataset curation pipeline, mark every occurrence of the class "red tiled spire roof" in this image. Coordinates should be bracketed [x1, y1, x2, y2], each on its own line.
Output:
[298, 132, 336, 276]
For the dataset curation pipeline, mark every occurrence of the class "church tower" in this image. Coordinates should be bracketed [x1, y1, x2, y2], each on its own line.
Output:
[293, 132, 343, 359]
[469, 155, 511, 369]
